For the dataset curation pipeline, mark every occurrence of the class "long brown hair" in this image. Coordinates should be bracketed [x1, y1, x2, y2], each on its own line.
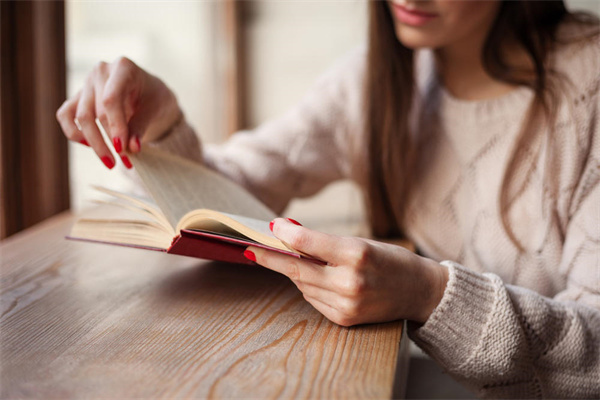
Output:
[365, 1, 599, 249]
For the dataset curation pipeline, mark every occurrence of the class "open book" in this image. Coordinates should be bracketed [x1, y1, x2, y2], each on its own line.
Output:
[68, 148, 317, 265]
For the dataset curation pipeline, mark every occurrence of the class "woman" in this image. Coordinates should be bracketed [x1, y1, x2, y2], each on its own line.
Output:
[57, 1, 599, 397]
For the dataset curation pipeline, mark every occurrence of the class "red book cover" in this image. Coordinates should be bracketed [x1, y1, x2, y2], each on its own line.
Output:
[169, 229, 322, 264]
[67, 229, 322, 265]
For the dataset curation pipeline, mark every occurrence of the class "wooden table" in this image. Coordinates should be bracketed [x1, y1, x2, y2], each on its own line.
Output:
[0, 211, 408, 399]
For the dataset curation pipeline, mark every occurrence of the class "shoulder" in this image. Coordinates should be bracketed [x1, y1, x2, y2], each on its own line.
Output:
[292, 45, 367, 134]
[306, 45, 367, 104]
[298, 44, 367, 135]
[552, 22, 600, 102]
[323, 44, 367, 80]
[551, 22, 599, 150]
[549, 22, 599, 218]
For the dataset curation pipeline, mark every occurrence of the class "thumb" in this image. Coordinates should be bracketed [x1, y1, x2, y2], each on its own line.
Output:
[126, 108, 154, 153]
[271, 218, 345, 264]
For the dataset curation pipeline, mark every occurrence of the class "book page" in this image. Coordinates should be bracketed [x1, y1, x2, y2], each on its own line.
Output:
[70, 219, 172, 249]
[130, 147, 276, 229]
[92, 185, 173, 234]
[177, 210, 286, 251]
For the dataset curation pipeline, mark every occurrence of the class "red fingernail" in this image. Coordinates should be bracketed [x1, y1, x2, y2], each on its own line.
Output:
[243, 249, 256, 262]
[101, 156, 115, 170]
[79, 139, 90, 147]
[113, 137, 122, 153]
[269, 220, 274, 231]
[286, 218, 302, 226]
[134, 136, 141, 151]
[121, 155, 133, 169]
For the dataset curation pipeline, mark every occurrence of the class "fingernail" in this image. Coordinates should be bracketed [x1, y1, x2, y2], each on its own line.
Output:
[121, 155, 133, 169]
[101, 156, 115, 170]
[79, 139, 90, 147]
[243, 249, 256, 262]
[269, 220, 275, 231]
[134, 136, 141, 151]
[113, 137, 122, 153]
[286, 218, 302, 226]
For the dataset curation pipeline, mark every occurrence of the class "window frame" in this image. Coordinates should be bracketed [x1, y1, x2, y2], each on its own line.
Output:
[0, 0, 70, 239]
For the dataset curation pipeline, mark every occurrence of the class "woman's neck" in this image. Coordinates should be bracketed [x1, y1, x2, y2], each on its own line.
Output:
[435, 31, 518, 101]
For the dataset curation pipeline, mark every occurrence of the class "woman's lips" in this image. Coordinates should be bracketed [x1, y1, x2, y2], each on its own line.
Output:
[391, 3, 438, 27]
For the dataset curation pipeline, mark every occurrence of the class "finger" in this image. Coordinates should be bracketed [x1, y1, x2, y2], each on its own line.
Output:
[128, 134, 142, 154]
[303, 294, 337, 316]
[93, 64, 111, 140]
[94, 80, 111, 143]
[246, 246, 331, 290]
[103, 58, 137, 154]
[298, 281, 363, 324]
[270, 218, 350, 264]
[76, 83, 115, 169]
[302, 295, 354, 327]
[293, 280, 339, 302]
[97, 75, 133, 169]
[127, 87, 167, 145]
[56, 91, 88, 145]
[95, 80, 133, 169]
[127, 109, 152, 151]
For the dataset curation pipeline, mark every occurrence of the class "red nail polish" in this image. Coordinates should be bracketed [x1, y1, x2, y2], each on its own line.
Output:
[286, 218, 302, 226]
[134, 136, 141, 151]
[269, 220, 274, 231]
[113, 137, 122, 153]
[101, 156, 115, 170]
[121, 155, 133, 169]
[79, 139, 90, 147]
[243, 249, 256, 262]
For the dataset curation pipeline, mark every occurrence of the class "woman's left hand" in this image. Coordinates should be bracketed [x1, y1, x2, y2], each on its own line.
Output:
[245, 218, 449, 326]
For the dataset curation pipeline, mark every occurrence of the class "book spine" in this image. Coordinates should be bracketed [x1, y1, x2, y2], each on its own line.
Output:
[167, 233, 254, 265]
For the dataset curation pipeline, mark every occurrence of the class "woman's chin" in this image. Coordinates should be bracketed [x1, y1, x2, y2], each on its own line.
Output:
[394, 26, 442, 49]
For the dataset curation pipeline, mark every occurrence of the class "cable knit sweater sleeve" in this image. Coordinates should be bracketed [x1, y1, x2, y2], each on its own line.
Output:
[152, 47, 366, 214]
[408, 78, 600, 397]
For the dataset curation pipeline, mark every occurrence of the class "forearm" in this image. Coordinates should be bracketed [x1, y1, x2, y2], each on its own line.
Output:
[409, 261, 600, 398]
[414, 256, 450, 323]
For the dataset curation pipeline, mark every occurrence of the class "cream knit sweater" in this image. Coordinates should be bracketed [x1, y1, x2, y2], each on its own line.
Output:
[153, 32, 600, 398]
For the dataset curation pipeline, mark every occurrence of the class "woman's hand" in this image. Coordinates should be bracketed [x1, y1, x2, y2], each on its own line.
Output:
[56, 57, 182, 169]
[245, 218, 449, 326]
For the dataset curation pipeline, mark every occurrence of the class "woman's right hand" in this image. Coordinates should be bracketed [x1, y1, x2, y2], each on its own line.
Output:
[56, 57, 182, 169]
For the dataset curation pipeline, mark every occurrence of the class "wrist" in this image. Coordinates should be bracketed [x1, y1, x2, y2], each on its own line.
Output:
[416, 257, 449, 323]
[143, 79, 184, 143]
[160, 108, 184, 142]
[146, 107, 184, 144]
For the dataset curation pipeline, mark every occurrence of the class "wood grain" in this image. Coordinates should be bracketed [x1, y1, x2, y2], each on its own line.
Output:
[0, 211, 405, 399]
